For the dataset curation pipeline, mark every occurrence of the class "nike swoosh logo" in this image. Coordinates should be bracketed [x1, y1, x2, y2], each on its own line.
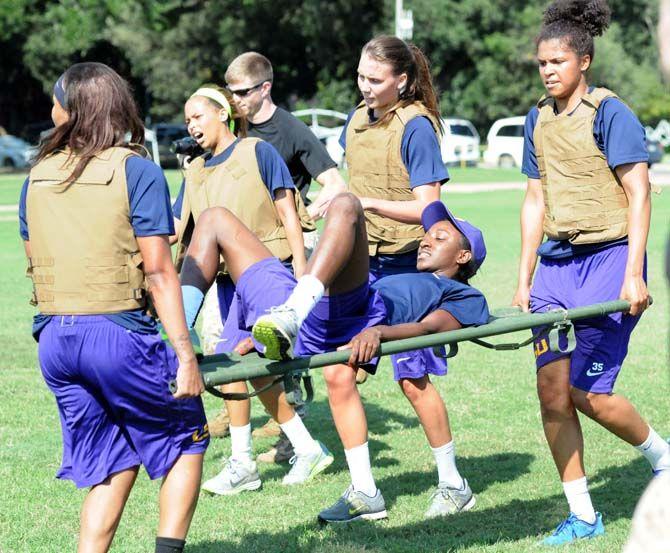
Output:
[395, 357, 411, 363]
[586, 369, 604, 377]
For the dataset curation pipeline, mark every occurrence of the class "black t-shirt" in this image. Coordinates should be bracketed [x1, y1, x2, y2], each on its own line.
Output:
[246, 107, 337, 204]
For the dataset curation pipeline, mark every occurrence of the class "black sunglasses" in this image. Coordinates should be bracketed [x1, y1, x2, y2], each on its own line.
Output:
[226, 81, 266, 97]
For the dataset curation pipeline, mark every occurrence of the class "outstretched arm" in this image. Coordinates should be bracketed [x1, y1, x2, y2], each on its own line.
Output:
[274, 188, 307, 278]
[616, 161, 651, 316]
[307, 167, 348, 220]
[512, 177, 544, 312]
[339, 309, 462, 367]
[137, 235, 203, 398]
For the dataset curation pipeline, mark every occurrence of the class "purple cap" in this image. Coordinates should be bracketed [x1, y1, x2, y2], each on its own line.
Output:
[421, 201, 487, 273]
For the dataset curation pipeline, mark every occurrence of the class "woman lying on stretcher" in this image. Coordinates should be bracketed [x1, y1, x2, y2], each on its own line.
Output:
[180, 192, 489, 523]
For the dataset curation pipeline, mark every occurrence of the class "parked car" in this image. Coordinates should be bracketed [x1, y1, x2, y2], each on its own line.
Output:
[440, 118, 480, 166]
[646, 136, 664, 167]
[483, 116, 526, 168]
[0, 135, 34, 169]
[292, 108, 348, 167]
[152, 123, 189, 168]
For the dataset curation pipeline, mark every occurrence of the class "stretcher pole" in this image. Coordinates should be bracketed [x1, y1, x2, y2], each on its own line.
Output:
[193, 300, 632, 389]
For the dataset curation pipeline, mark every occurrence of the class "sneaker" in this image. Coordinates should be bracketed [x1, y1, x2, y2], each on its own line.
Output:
[540, 512, 604, 546]
[258, 433, 294, 464]
[252, 306, 300, 360]
[252, 417, 281, 439]
[208, 406, 230, 439]
[355, 368, 369, 385]
[201, 458, 261, 496]
[425, 479, 476, 519]
[282, 441, 334, 485]
[318, 486, 387, 524]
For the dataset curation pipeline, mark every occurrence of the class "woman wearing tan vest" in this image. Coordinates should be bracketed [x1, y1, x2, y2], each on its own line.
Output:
[172, 85, 333, 495]
[303, 35, 477, 521]
[19, 63, 207, 553]
[512, 0, 667, 545]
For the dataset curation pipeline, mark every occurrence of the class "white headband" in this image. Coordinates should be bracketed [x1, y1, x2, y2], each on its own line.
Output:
[191, 87, 232, 117]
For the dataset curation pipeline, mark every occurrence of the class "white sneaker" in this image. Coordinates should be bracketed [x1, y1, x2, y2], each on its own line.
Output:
[201, 457, 261, 495]
[282, 441, 334, 485]
[252, 305, 300, 360]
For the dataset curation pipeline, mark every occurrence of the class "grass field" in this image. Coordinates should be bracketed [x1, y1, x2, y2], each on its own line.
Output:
[0, 171, 668, 552]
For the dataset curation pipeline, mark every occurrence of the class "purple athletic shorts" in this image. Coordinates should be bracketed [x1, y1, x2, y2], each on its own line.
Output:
[38, 316, 209, 488]
[234, 257, 387, 371]
[530, 244, 645, 393]
[369, 259, 448, 381]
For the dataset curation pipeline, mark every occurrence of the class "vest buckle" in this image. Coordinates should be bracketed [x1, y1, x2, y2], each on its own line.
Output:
[60, 315, 75, 327]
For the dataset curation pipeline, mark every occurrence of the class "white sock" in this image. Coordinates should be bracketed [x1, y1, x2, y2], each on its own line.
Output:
[562, 477, 596, 524]
[344, 442, 377, 497]
[229, 423, 252, 463]
[431, 441, 465, 489]
[635, 426, 670, 471]
[284, 274, 325, 325]
[279, 414, 320, 457]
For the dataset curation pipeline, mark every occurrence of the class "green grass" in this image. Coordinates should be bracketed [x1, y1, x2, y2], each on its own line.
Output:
[0, 175, 668, 552]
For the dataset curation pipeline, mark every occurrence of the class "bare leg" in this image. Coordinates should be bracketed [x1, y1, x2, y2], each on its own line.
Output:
[323, 364, 367, 448]
[251, 376, 296, 424]
[157, 453, 203, 539]
[78, 467, 139, 553]
[306, 193, 370, 295]
[537, 358, 585, 482]
[180, 207, 273, 291]
[223, 392, 251, 426]
[570, 389, 650, 445]
[399, 376, 453, 447]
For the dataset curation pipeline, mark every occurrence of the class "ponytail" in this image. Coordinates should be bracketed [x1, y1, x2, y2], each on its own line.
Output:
[361, 35, 443, 134]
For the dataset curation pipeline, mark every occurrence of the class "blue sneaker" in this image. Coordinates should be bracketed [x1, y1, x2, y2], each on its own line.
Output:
[540, 512, 604, 546]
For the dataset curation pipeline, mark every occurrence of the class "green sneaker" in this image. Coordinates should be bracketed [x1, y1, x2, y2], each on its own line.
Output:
[318, 486, 387, 524]
[252, 306, 300, 360]
[282, 441, 334, 485]
[425, 479, 476, 518]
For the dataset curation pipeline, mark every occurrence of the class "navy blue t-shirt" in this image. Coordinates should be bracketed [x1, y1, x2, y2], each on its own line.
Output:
[172, 139, 295, 218]
[339, 108, 449, 189]
[521, 92, 648, 259]
[19, 156, 174, 337]
[372, 272, 489, 327]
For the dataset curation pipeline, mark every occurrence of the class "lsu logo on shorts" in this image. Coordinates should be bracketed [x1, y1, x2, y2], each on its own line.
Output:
[534, 338, 549, 358]
[192, 424, 210, 443]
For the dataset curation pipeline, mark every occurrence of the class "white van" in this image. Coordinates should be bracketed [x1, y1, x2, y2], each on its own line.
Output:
[483, 116, 526, 168]
[441, 118, 480, 166]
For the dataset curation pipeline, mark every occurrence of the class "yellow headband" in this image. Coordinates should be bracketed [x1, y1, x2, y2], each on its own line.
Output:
[191, 87, 232, 118]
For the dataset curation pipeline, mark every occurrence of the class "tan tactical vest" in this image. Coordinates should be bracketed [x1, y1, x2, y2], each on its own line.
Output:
[175, 138, 300, 272]
[26, 147, 146, 314]
[534, 87, 629, 244]
[346, 101, 440, 256]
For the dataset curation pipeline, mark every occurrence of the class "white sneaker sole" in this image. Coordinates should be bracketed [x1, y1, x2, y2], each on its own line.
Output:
[201, 478, 262, 496]
[319, 509, 388, 524]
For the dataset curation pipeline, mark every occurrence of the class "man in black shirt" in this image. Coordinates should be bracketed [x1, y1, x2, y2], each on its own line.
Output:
[225, 52, 346, 219]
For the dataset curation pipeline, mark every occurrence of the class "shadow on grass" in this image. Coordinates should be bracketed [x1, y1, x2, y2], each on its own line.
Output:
[189, 456, 650, 552]
[204, 398, 417, 478]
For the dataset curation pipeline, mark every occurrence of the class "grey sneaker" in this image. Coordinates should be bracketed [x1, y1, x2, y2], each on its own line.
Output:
[201, 458, 261, 496]
[252, 305, 300, 360]
[318, 486, 387, 524]
[425, 479, 476, 519]
[282, 441, 334, 485]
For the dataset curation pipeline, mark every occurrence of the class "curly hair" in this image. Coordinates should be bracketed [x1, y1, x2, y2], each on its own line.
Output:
[536, 0, 611, 59]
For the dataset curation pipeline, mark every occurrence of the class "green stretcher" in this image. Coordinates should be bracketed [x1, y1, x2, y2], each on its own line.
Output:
[169, 300, 637, 401]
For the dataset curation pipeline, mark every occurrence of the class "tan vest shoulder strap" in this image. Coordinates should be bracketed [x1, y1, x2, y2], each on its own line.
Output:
[581, 87, 618, 110]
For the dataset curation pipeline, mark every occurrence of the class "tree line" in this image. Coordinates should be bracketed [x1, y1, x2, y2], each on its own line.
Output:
[1, 0, 667, 141]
